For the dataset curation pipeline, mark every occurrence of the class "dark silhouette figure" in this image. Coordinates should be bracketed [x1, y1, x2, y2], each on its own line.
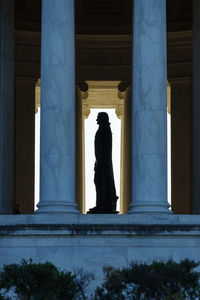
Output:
[88, 112, 118, 214]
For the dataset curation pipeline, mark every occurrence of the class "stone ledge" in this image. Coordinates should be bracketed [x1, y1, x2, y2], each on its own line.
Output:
[0, 213, 200, 225]
[0, 218, 200, 236]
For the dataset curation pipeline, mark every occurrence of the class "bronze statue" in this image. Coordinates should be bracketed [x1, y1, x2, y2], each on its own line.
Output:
[88, 112, 118, 214]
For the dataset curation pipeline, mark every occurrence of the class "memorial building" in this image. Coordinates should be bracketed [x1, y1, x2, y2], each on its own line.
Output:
[0, 0, 200, 285]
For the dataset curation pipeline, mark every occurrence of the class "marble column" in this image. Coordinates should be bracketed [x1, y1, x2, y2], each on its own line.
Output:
[129, 0, 171, 213]
[0, 0, 14, 214]
[193, 0, 200, 214]
[36, 0, 79, 213]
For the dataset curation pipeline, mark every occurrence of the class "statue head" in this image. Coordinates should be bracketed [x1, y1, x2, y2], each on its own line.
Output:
[96, 112, 109, 125]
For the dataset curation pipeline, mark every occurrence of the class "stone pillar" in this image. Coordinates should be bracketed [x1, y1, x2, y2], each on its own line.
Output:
[193, 0, 200, 214]
[129, 0, 171, 213]
[76, 82, 88, 213]
[118, 82, 131, 213]
[36, 0, 79, 213]
[0, 0, 14, 214]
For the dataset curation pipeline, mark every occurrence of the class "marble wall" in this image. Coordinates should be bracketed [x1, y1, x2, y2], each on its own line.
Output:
[0, 214, 200, 292]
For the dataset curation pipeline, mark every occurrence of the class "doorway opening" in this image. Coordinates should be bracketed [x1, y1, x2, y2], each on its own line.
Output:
[85, 108, 121, 213]
[76, 81, 131, 214]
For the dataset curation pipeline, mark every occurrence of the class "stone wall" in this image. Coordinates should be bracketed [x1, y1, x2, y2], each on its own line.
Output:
[0, 214, 200, 290]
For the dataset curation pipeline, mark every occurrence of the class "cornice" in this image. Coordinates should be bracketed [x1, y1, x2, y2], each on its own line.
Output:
[14, 30, 192, 49]
[167, 30, 192, 48]
[15, 29, 41, 47]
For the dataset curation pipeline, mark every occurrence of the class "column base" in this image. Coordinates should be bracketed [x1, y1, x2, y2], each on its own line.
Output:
[128, 202, 172, 214]
[35, 201, 79, 214]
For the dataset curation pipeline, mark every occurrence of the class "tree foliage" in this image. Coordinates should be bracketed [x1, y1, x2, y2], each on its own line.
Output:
[0, 259, 92, 300]
[94, 259, 200, 300]
[0, 259, 199, 299]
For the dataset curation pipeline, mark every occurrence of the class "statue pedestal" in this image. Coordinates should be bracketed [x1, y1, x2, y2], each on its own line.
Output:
[87, 206, 119, 214]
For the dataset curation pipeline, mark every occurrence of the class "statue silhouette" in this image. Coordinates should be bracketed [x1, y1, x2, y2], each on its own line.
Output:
[88, 112, 118, 214]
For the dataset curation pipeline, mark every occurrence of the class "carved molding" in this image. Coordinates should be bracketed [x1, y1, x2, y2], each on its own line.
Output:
[83, 104, 91, 119]
[76, 82, 90, 119]
[115, 103, 124, 119]
[81, 81, 124, 119]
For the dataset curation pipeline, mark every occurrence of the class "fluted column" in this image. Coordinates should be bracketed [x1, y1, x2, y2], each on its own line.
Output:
[36, 0, 79, 213]
[129, 0, 171, 213]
